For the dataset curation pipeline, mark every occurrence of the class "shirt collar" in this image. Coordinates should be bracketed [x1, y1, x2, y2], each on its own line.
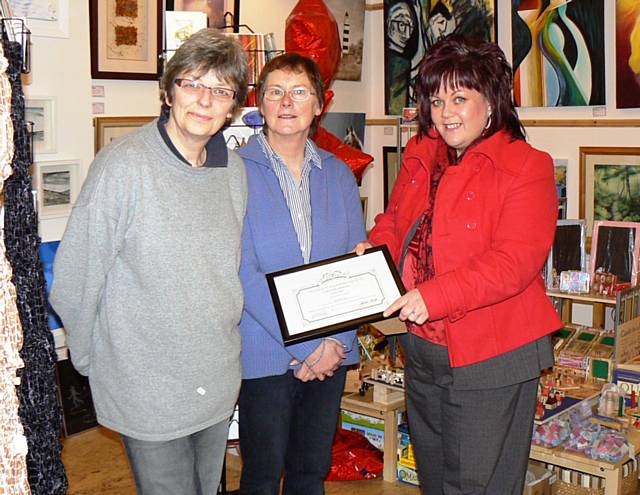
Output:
[257, 132, 323, 171]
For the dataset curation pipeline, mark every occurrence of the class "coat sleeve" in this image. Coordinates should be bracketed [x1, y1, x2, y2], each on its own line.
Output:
[417, 148, 557, 322]
[49, 150, 130, 376]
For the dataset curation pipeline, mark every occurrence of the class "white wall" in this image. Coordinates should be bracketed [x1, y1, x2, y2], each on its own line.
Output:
[27, 0, 640, 238]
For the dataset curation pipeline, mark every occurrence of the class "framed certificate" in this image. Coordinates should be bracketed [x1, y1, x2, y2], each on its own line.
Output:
[266, 245, 406, 345]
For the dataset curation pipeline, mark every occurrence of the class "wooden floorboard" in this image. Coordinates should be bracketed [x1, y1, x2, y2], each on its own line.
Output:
[61, 427, 420, 494]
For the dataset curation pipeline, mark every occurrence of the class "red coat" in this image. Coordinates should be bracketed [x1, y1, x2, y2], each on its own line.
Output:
[370, 130, 562, 367]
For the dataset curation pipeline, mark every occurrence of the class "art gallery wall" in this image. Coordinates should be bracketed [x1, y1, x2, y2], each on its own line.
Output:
[24, 0, 640, 241]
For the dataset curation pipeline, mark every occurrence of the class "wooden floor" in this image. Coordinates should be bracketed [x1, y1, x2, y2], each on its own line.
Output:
[61, 427, 420, 495]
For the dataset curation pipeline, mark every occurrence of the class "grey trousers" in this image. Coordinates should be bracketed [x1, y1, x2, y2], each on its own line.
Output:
[121, 419, 229, 495]
[403, 333, 538, 495]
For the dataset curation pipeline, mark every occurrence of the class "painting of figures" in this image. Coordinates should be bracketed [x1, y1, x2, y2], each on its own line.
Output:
[512, 0, 605, 107]
[384, 0, 496, 115]
[616, 0, 640, 108]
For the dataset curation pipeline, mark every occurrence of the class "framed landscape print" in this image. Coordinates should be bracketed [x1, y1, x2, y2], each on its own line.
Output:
[33, 160, 80, 219]
[89, 0, 163, 80]
[579, 147, 640, 236]
[7, 0, 69, 38]
[25, 97, 55, 154]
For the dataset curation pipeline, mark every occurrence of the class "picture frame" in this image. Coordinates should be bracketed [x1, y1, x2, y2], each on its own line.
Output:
[579, 147, 640, 236]
[33, 159, 80, 219]
[166, 0, 239, 31]
[89, 0, 163, 80]
[94, 116, 156, 154]
[382, 146, 404, 210]
[589, 220, 640, 286]
[25, 97, 55, 154]
[553, 158, 567, 220]
[7, 0, 70, 38]
[544, 220, 587, 290]
[360, 196, 368, 221]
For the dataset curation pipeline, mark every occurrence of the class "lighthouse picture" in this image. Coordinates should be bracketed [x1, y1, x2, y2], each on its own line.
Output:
[325, 0, 365, 81]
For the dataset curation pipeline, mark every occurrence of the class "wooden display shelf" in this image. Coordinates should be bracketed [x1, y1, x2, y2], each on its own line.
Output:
[530, 429, 640, 495]
[340, 389, 406, 483]
[546, 290, 617, 305]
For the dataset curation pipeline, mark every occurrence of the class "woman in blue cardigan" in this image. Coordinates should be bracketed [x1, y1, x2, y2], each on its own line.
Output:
[237, 53, 366, 495]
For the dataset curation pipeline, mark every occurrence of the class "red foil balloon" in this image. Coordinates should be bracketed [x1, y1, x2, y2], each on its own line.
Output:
[285, 0, 341, 87]
[285, 0, 373, 182]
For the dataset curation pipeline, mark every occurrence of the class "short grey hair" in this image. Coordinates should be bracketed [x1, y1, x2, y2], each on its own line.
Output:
[160, 28, 248, 116]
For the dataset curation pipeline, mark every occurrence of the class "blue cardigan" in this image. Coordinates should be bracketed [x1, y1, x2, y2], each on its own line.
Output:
[237, 135, 366, 379]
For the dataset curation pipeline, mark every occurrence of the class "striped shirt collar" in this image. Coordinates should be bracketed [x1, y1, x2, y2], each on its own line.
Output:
[257, 132, 323, 171]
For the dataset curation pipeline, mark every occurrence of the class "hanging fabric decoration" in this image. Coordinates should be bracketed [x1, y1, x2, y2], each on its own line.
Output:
[285, 0, 373, 183]
[2, 34, 67, 494]
[0, 36, 31, 495]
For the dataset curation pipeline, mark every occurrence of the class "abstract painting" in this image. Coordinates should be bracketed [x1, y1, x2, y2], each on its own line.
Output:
[512, 0, 605, 107]
[384, 0, 496, 115]
[616, 0, 640, 108]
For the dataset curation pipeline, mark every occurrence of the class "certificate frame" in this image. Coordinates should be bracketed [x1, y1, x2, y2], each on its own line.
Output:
[267, 245, 405, 345]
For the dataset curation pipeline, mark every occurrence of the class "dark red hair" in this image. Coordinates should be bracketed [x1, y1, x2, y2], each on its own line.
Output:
[416, 35, 525, 142]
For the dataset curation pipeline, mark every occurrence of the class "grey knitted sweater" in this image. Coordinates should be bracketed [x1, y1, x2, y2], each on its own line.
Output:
[50, 120, 246, 441]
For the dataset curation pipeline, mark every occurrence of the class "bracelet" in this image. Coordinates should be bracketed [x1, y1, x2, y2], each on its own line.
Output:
[305, 340, 326, 369]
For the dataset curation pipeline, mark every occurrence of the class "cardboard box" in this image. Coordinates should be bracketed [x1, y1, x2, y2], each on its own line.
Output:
[340, 410, 384, 451]
[397, 463, 420, 486]
[523, 464, 552, 495]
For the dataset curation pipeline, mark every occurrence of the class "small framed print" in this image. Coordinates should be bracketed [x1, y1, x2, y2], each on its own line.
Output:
[89, 0, 163, 80]
[33, 160, 80, 219]
[166, 0, 239, 31]
[382, 146, 405, 210]
[545, 220, 587, 290]
[7, 0, 70, 38]
[25, 97, 55, 154]
[94, 116, 156, 154]
[589, 220, 640, 286]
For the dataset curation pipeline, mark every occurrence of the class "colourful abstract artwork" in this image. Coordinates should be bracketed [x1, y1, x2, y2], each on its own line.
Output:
[512, 0, 605, 107]
[616, 0, 640, 109]
[384, 0, 496, 115]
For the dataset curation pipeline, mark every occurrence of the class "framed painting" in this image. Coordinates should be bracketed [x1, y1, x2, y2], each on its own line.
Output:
[544, 220, 586, 290]
[382, 146, 405, 210]
[579, 147, 640, 236]
[25, 97, 55, 154]
[512, 0, 605, 107]
[616, 1, 640, 109]
[89, 0, 163, 80]
[589, 220, 640, 286]
[384, 0, 496, 115]
[94, 116, 156, 154]
[324, 0, 365, 81]
[166, 0, 239, 31]
[553, 158, 567, 220]
[33, 159, 80, 219]
[7, 0, 69, 38]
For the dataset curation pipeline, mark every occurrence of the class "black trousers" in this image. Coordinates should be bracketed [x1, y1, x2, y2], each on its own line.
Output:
[238, 367, 346, 495]
[403, 333, 538, 495]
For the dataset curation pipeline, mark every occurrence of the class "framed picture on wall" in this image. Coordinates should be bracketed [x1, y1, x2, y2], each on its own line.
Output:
[89, 0, 163, 80]
[553, 158, 567, 220]
[166, 0, 239, 31]
[25, 97, 56, 154]
[7, 0, 70, 38]
[579, 147, 640, 236]
[94, 116, 156, 154]
[382, 146, 404, 210]
[33, 160, 80, 219]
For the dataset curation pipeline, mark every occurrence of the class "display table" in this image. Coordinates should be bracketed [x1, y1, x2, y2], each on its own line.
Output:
[340, 389, 406, 482]
[529, 429, 640, 495]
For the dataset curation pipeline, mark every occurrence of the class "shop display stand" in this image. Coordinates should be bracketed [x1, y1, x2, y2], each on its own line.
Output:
[531, 286, 640, 494]
[340, 387, 406, 482]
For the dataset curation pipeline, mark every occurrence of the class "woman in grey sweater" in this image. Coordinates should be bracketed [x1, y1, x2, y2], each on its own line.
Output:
[50, 29, 248, 495]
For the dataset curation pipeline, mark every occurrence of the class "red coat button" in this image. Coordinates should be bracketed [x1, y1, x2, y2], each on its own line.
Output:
[466, 222, 477, 230]
[465, 191, 476, 200]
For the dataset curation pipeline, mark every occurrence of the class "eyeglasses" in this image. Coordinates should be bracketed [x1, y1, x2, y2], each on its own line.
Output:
[264, 86, 316, 102]
[175, 79, 236, 100]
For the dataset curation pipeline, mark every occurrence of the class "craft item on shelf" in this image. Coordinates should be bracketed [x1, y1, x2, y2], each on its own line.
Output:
[532, 418, 570, 447]
[587, 428, 629, 463]
[369, 367, 404, 388]
[557, 327, 598, 371]
[558, 270, 590, 293]
[551, 326, 575, 355]
[597, 383, 623, 416]
[563, 422, 601, 453]
[592, 270, 617, 296]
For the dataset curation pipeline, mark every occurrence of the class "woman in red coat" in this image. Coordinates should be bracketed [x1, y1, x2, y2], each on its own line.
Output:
[357, 36, 562, 494]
